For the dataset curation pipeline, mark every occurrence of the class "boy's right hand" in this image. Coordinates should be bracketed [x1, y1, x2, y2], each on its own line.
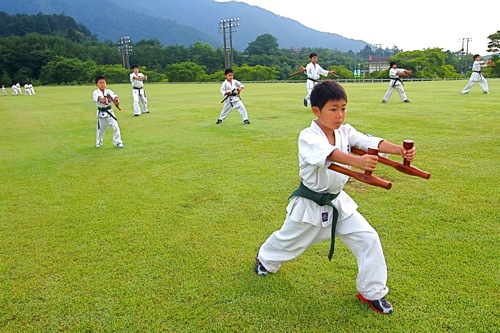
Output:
[356, 154, 378, 172]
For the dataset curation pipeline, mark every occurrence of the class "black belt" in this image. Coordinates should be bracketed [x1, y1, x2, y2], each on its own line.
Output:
[133, 87, 142, 90]
[97, 106, 117, 120]
[390, 77, 403, 87]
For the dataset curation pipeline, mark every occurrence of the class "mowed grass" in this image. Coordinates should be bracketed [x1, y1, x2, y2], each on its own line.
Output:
[0, 80, 499, 332]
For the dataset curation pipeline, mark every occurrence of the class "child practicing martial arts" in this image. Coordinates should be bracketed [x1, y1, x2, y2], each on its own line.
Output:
[381, 61, 411, 103]
[461, 54, 493, 94]
[130, 64, 149, 116]
[216, 68, 250, 125]
[255, 80, 417, 315]
[93, 75, 124, 148]
[301, 52, 336, 107]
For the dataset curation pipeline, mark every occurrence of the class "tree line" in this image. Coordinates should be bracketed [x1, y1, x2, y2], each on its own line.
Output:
[0, 12, 498, 86]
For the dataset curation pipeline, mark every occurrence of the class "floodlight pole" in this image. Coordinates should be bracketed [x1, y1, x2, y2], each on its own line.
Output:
[219, 18, 239, 69]
[373, 43, 382, 71]
[465, 38, 472, 71]
[292, 47, 300, 67]
[118, 36, 133, 70]
[459, 37, 472, 74]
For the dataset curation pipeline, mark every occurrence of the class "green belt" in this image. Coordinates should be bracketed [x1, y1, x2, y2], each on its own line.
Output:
[98, 106, 111, 111]
[289, 182, 340, 261]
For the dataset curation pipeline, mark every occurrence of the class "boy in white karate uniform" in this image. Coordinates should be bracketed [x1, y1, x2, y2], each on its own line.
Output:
[301, 53, 336, 107]
[255, 80, 417, 315]
[93, 75, 124, 148]
[382, 61, 411, 103]
[461, 54, 491, 94]
[130, 64, 149, 116]
[216, 68, 250, 125]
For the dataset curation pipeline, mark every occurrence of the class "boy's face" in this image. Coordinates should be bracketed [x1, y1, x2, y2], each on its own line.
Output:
[312, 99, 347, 131]
[311, 56, 318, 64]
[225, 72, 234, 81]
[133, 67, 139, 74]
[96, 79, 107, 90]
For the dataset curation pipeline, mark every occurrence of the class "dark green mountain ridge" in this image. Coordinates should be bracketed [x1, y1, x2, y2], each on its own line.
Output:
[0, 0, 369, 51]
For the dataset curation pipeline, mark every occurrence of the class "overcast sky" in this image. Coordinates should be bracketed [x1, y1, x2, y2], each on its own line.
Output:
[217, 0, 498, 55]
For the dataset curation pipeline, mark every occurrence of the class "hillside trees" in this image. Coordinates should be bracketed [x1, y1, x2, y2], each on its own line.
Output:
[0, 31, 476, 85]
[245, 34, 280, 56]
[1, 9, 492, 85]
[388, 48, 462, 79]
[486, 31, 500, 53]
[40, 56, 97, 84]
[166, 62, 209, 82]
[0, 11, 95, 40]
[486, 31, 500, 78]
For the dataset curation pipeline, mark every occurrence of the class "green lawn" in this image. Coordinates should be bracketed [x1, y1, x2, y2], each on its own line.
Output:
[0, 80, 499, 332]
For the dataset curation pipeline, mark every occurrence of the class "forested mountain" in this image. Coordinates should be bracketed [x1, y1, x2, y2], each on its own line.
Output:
[0, 0, 369, 52]
[0, 12, 94, 40]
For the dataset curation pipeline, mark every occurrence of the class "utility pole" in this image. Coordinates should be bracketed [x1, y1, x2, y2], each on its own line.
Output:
[219, 18, 240, 69]
[118, 36, 132, 70]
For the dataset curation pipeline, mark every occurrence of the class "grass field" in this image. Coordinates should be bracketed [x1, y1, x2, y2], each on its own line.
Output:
[0, 79, 499, 332]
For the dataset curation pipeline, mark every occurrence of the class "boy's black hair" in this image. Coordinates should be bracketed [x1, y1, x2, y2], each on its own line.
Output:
[473, 54, 480, 59]
[309, 53, 317, 59]
[310, 80, 347, 110]
[389, 61, 397, 67]
[132, 64, 139, 69]
[95, 75, 106, 84]
[224, 68, 233, 75]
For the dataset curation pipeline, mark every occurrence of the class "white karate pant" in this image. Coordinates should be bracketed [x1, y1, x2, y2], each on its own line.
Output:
[461, 77, 489, 94]
[132, 88, 148, 115]
[304, 88, 314, 105]
[96, 112, 123, 147]
[383, 82, 408, 102]
[257, 210, 389, 301]
[218, 100, 248, 122]
[304, 80, 318, 105]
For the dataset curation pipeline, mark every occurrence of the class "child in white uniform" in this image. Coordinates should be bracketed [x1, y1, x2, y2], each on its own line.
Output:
[301, 53, 336, 107]
[92, 75, 124, 148]
[130, 64, 149, 116]
[255, 80, 417, 315]
[461, 54, 491, 94]
[216, 68, 250, 125]
[382, 61, 411, 103]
